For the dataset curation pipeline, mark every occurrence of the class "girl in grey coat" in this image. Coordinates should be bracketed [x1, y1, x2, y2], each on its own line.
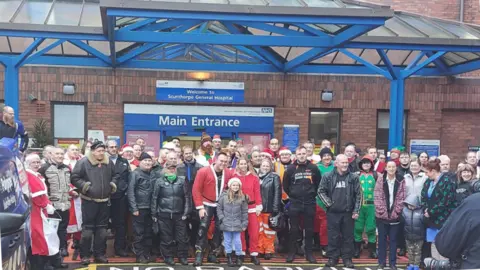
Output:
[217, 178, 248, 267]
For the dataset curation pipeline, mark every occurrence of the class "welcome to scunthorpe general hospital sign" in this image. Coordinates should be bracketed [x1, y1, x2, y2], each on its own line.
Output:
[156, 80, 245, 103]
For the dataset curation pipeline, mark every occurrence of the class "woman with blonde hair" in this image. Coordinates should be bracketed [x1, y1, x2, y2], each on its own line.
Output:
[455, 163, 478, 203]
[232, 157, 262, 265]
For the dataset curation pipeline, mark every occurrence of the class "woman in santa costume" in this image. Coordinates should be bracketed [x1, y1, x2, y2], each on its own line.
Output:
[26, 153, 67, 270]
[232, 157, 262, 265]
[63, 144, 83, 260]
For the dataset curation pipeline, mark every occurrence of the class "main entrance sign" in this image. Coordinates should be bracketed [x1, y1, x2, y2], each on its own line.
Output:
[156, 80, 245, 103]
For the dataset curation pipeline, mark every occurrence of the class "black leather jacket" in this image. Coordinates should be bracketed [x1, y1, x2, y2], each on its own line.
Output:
[71, 153, 117, 201]
[127, 168, 153, 212]
[151, 175, 191, 217]
[317, 169, 363, 214]
[259, 172, 282, 214]
[110, 156, 130, 199]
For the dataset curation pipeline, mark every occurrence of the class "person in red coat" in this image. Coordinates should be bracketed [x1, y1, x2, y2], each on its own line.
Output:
[26, 153, 67, 270]
[192, 152, 234, 266]
[232, 157, 262, 265]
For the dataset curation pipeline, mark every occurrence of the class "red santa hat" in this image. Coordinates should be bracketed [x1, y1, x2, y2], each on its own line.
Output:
[278, 146, 292, 155]
[120, 144, 133, 154]
[212, 134, 222, 142]
[262, 149, 275, 160]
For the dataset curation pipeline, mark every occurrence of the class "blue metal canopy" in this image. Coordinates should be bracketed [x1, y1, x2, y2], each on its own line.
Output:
[2, 0, 480, 150]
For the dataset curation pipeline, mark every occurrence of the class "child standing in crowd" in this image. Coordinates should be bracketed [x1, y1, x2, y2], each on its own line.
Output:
[217, 178, 248, 267]
[401, 194, 425, 270]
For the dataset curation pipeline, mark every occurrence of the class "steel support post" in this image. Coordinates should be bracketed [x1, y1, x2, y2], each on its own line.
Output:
[388, 79, 405, 151]
[4, 63, 20, 113]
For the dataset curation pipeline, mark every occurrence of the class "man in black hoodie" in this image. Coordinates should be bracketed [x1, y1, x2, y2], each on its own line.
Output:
[283, 146, 321, 263]
[318, 154, 362, 269]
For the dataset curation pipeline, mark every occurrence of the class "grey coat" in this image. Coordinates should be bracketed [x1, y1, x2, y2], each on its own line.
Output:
[217, 192, 248, 232]
[401, 194, 426, 241]
[39, 161, 71, 211]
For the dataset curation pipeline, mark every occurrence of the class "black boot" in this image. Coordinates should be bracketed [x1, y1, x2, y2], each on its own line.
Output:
[343, 258, 355, 269]
[94, 256, 108, 264]
[207, 254, 220, 263]
[306, 252, 317, 263]
[264, 253, 272, 260]
[227, 253, 235, 267]
[369, 242, 378, 259]
[326, 258, 338, 267]
[286, 253, 295, 263]
[60, 248, 69, 258]
[80, 257, 90, 266]
[236, 255, 244, 266]
[136, 255, 148, 264]
[51, 253, 68, 269]
[354, 241, 362, 258]
[193, 250, 203, 266]
[295, 241, 304, 256]
[251, 256, 260, 265]
[164, 257, 175, 266]
[179, 257, 189, 265]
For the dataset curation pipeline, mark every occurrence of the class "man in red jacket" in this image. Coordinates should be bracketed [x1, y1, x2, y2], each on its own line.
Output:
[192, 152, 234, 266]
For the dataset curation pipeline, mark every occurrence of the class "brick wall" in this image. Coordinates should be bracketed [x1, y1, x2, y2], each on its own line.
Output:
[364, 0, 460, 20]
[1, 66, 480, 164]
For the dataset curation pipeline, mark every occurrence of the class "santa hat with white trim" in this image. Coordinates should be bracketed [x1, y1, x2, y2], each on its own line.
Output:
[278, 146, 292, 155]
[212, 134, 222, 142]
[120, 144, 133, 155]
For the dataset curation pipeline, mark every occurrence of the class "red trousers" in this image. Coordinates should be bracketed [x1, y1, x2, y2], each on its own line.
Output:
[241, 213, 260, 256]
[313, 205, 328, 246]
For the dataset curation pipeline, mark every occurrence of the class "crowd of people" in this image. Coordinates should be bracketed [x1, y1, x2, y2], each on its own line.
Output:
[20, 128, 480, 270]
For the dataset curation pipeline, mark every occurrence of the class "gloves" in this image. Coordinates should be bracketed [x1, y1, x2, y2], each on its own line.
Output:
[110, 182, 117, 194]
[152, 216, 158, 223]
[46, 204, 55, 215]
[82, 182, 91, 194]
[181, 216, 187, 221]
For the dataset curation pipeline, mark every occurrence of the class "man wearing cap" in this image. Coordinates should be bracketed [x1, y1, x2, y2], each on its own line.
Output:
[192, 152, 234, 266]
[283, 146, 322, 263]
[106, 140, 131, 257]
[127, 152, 155, 263]
[71, 141, 118, 265]
[197, 132, 215, 167]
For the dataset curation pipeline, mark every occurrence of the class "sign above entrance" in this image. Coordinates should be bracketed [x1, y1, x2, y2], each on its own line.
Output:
[156, 80, 244, 103]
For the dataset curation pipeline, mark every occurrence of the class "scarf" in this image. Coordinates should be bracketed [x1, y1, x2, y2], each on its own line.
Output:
[165, 173, 177, 182]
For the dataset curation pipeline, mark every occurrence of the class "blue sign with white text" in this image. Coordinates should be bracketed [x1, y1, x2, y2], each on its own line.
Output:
[156, 80, 244, 103]
[283, 125, 299, 152]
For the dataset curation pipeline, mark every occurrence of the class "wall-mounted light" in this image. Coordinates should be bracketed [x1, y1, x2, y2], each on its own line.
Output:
[63, 83, 75, 95]
[321, 89, 334, 102]
[187, 72, 211, 82]
[28, 94, 38, 102]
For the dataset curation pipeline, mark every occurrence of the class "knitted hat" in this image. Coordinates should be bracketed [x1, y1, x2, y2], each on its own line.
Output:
[91, 141, 105, 150]
[228, 178, 242, 188]
[359, 155, 374, 167]
[201, 132, 212, 144]
[319, 147, 333, 158]
[390, 148, 401, 154]
[236, 138, 243, 143]
[278, 146, 291, 155]
[139, 152, 152, 161]
[212, 134, 222, 142]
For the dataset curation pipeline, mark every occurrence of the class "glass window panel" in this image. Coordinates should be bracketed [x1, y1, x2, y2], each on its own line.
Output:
[345, 3, 369, 8]
[286, 47, 309, 61]
[229, 0, 265, 5]
[47, 1, 82, 26]
[315, 24, 342, 34]
[386, 50, 411, 66]
[116, 42, 134, 52]
[54, 104, 85, 139]
[309, 111, 340, 153]
[443, 58, 455, 66]
[0, 0, 22, 22]
[443, 52, 467, 64]
[384, 17, 425, 37]
[333, 50, 358, 64]
[454, 52, 479, 61]
[0, 37, 10, 52]
[191, 0, 228, 3]
[271, 46, 289, 59]
[247, 27, 271, 36]
[266, 0, 302, 6]
[359, 49, 380, 64]
[62, 41, 87, 55]
[37, 38, 63, 54]
[434, 21, 478, 39]
[402, 51, 421, 65]
[366, 26, 397, 37]
[14, 0, 53, 24]
[79, 2, 101, 26]
[398, 14, 451, 38]
[312, 51, 336, 64]
[87, 41, 109, 54]
[9, 37, 35, 53]
[303, 0, 340, 8]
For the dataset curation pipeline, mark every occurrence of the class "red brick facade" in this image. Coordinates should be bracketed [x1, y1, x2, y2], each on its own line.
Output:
[1, 66, 479, 167]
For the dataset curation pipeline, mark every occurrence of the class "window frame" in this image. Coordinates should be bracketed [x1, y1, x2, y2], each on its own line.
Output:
[308, 109, 342, 154]
[51, 101, 88, 143]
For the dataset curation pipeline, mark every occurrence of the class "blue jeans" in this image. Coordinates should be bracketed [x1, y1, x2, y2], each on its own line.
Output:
[378, 222, 400, 266]
[223, 231, 242, 254]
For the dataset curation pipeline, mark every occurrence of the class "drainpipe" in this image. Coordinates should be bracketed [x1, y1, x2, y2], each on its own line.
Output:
[460, 0, 464, 22]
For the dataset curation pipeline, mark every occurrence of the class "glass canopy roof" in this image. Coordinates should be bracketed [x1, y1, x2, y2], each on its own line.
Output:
[1, 0, 480, 68]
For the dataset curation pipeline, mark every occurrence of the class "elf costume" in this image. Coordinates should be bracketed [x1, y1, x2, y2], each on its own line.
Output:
[315, 156, 334, 250]
[354, 155, 378, 259]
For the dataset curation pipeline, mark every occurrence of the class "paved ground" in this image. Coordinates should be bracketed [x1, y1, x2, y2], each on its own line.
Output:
[69, 262, 406, 270]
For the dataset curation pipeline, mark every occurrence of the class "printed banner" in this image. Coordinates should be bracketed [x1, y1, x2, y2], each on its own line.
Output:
[410, 139, 440, 157]
[283, 125, 300, 152]
[156, 80, 244, 103]
[126, 131, 161, 154]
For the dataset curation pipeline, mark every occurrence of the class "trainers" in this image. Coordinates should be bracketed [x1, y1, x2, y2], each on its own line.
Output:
[80, 258, 90, 266]
[164, 257, 175, 266]
[377, 264, 385, 270]
[179, 257, 189, 265]
[305, 253, 317, 263]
